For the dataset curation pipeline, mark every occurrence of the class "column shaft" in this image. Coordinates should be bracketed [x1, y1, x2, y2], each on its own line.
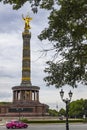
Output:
[21, 31, 31, 85]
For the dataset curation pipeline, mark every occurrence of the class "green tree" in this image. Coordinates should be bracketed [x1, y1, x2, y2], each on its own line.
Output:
[0, 0, 55, 12]
[83, 99, 87, 116]
[69, 99, 84, 118]
[38, 0, 87, 88]
[58, 108, 66, 116]
[48, 109, 58, 116]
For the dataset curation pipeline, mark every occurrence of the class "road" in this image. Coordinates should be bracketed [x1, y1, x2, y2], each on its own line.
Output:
[1, 123, 87, 130]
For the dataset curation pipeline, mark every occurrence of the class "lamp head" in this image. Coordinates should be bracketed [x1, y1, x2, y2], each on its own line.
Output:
[60, 89, 64, 99]
[68, 90, 73, 100]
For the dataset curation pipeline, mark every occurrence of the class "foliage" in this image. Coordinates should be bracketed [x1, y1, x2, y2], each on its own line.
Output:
[69, 99, 87, 118]
[47, 99, 87, 118]
[21, 118, 29, 123]
[38, 0, 87, 88]
[21, 119, 83, 123]
[58, 108, 66, 116]
[48, 99, 87, 118]
[0, 102, 11, 105]
[48, 109, 58, 116]
[0, 0, 55, 12]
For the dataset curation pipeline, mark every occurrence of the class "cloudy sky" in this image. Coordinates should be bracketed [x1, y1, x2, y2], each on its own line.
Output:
[0, 2, 87, 110]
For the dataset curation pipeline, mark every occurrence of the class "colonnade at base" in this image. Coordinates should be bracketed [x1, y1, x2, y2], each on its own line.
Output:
[12, 86, 40, 104]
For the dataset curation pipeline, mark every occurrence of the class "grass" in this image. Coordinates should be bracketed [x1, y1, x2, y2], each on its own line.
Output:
[21, 118, 85, 124]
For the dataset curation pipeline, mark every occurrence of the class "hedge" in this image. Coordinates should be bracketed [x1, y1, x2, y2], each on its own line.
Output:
[21, 118, 84, 124]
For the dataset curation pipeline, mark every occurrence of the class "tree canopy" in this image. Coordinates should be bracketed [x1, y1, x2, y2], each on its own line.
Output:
[69, 99, 87, 118]
[1, 0, 87, 88]
[38, 0, 87, 88]
[0, 0, 55, 12]
[48, 99, 87, 118]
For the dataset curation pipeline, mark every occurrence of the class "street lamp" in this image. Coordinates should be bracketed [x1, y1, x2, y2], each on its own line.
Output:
[60, 89, 73, 130]
[16, 108, 23, 120]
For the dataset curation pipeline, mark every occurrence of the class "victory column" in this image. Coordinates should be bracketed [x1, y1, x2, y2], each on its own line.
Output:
[0, 14, 48, 117]
[11, 14, 49, 116]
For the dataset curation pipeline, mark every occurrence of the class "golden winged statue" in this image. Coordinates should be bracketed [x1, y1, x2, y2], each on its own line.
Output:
[22, 14, 32, 30]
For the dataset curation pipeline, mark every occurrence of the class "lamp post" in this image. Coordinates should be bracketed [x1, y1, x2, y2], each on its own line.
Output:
[60, 89, 73, 130]
[16, 108, 23, 120]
